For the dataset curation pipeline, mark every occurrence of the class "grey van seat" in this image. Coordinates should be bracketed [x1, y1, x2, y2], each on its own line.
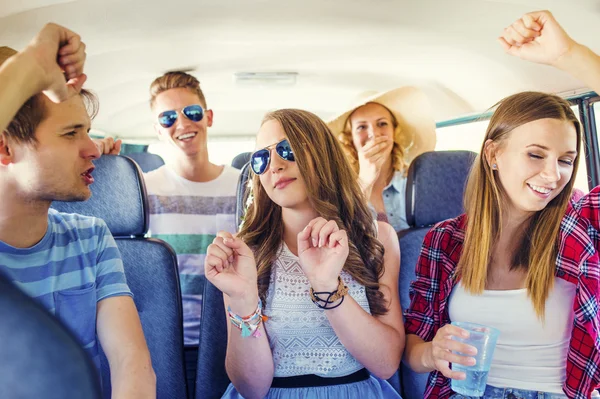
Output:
[398, 150, 476, 399]
[0, 274, 102, 399]
[231, 152, 252, 170]
[52, 155, 187, 399]
[126, 152, 165, 173]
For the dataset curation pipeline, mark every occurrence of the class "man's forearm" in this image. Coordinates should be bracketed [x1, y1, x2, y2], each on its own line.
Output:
[110, 355, 156, 399]
[0, 51, 43, 133]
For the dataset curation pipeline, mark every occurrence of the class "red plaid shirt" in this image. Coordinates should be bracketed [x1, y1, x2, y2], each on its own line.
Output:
[404, 187, 600, 399]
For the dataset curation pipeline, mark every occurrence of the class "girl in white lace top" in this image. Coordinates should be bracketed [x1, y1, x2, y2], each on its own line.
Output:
[205, 109, 404, 399]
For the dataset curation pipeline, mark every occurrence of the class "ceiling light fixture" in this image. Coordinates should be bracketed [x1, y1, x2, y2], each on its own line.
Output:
[233, 72, 298, 86]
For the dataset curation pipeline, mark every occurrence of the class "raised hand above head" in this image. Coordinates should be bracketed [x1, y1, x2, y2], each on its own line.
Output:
[499, 10, 600, 102]
[23, 23, 88, 102]
[297, 217, 349, 292]
[498, 10, 576, 67]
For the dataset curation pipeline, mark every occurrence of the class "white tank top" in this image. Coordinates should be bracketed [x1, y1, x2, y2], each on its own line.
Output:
[448, 277, 576, 394]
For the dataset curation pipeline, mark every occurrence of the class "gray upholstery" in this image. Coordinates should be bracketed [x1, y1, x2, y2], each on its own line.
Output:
[0, 275, 101, 399]
[399, 150, 476, 399]
[194, 160, 247, 399]
[398, 227, 431, 399]
[97, 239, 187, 399]
[52, 155, 148, 237]
[406, 151, 476, 227]
[126, 152, 165, 173]
[196, 281, 230, 399]
[53, 154, 186, 399]
[231, 152, 251, 170]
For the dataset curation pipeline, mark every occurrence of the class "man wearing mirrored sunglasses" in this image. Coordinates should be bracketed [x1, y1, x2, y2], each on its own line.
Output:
[96, 71, 239, 397]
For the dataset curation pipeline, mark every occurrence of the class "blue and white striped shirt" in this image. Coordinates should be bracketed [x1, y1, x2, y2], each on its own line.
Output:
[0, 209, 132, 371]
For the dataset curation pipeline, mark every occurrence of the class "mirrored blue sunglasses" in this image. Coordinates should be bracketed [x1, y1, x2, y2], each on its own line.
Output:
[250, 139, 295, 175]
[158, 104, 205, 128]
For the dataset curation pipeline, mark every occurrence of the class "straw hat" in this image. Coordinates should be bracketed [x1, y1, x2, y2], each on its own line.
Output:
[327, 86, 436, 162]
[0, 47, 17, 67]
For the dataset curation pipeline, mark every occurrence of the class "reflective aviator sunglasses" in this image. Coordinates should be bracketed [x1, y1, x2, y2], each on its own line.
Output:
[157, 104, 205, 128]
[250, 139, 295, 175]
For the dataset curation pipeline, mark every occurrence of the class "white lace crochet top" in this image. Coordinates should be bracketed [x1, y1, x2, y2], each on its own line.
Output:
[263, 242, 371, 377]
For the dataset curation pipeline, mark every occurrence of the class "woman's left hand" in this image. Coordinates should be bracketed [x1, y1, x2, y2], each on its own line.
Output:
[297, 217, 349, 291]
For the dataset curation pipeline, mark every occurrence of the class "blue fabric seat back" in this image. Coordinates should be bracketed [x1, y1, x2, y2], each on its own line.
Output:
[399, 150, 476, 399]
[0, 275, 101, 399]
[406, 151, 477, 227]
[96, 238, 187, 399]
[231, 152, 251, 170]
[52, 155, 148, 237]
[196, 280, 230, 399]
[52, 155, 186, 399]
[126, 152, 165, 173]
[398, 226, 432, 399]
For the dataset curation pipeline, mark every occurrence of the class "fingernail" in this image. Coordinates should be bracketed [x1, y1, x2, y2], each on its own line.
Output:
[224, 237, 232, 243]
[312, 239, 317, 247]
[469, 358, 476, 366]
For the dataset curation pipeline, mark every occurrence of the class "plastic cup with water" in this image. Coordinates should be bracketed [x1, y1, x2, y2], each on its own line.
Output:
[450, 321, 500, 397]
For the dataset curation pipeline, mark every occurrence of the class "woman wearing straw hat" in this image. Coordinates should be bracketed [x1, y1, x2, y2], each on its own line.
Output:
[327, 87, 437, 231]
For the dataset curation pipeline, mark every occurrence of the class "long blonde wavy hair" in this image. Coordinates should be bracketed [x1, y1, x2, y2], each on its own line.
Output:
[238, 109, 389, 315]
[337, 102, 410, 177]
[457, 92, 582, 320]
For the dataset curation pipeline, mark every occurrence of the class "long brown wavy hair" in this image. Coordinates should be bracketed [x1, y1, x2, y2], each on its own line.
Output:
[238, 109, 389, 315]
[457, 92, 581, 319]
[337, 102, 410, 177]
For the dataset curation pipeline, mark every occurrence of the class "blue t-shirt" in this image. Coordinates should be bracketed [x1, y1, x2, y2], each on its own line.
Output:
[0, 209, 132, 371]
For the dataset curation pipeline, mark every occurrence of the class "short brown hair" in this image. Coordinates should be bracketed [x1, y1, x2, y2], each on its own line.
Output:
[149, 71, 207, 109]
[1, 46, 99, 144]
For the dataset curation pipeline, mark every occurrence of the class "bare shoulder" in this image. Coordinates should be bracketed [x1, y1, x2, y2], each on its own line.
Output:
[376, 221, 400, 277]
[376, 221, 399, 251]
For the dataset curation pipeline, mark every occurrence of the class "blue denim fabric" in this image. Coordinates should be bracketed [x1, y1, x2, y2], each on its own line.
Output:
[450, 385, 568, 399]
[381, 171, 409, 232]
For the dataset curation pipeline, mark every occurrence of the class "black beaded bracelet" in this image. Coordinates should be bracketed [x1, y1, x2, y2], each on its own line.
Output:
[311, 294, 345, 310]
[309, 277, 349, 310]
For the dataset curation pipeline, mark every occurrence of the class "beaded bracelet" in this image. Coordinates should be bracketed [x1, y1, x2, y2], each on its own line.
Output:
[309, 276, 349, 310]
[227, 299, 267, 338]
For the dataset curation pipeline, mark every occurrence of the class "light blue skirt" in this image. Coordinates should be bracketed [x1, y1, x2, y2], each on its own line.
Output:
[221, 375, 401, 399]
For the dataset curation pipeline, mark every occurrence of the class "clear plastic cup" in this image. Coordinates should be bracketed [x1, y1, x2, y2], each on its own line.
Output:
[450, 321, 500, 397]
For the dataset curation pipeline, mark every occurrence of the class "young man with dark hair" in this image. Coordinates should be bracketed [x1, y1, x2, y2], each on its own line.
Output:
[0, 24, 156, 399]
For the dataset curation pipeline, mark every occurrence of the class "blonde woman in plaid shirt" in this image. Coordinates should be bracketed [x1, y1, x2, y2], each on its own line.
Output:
[404, 11, 600, 399]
